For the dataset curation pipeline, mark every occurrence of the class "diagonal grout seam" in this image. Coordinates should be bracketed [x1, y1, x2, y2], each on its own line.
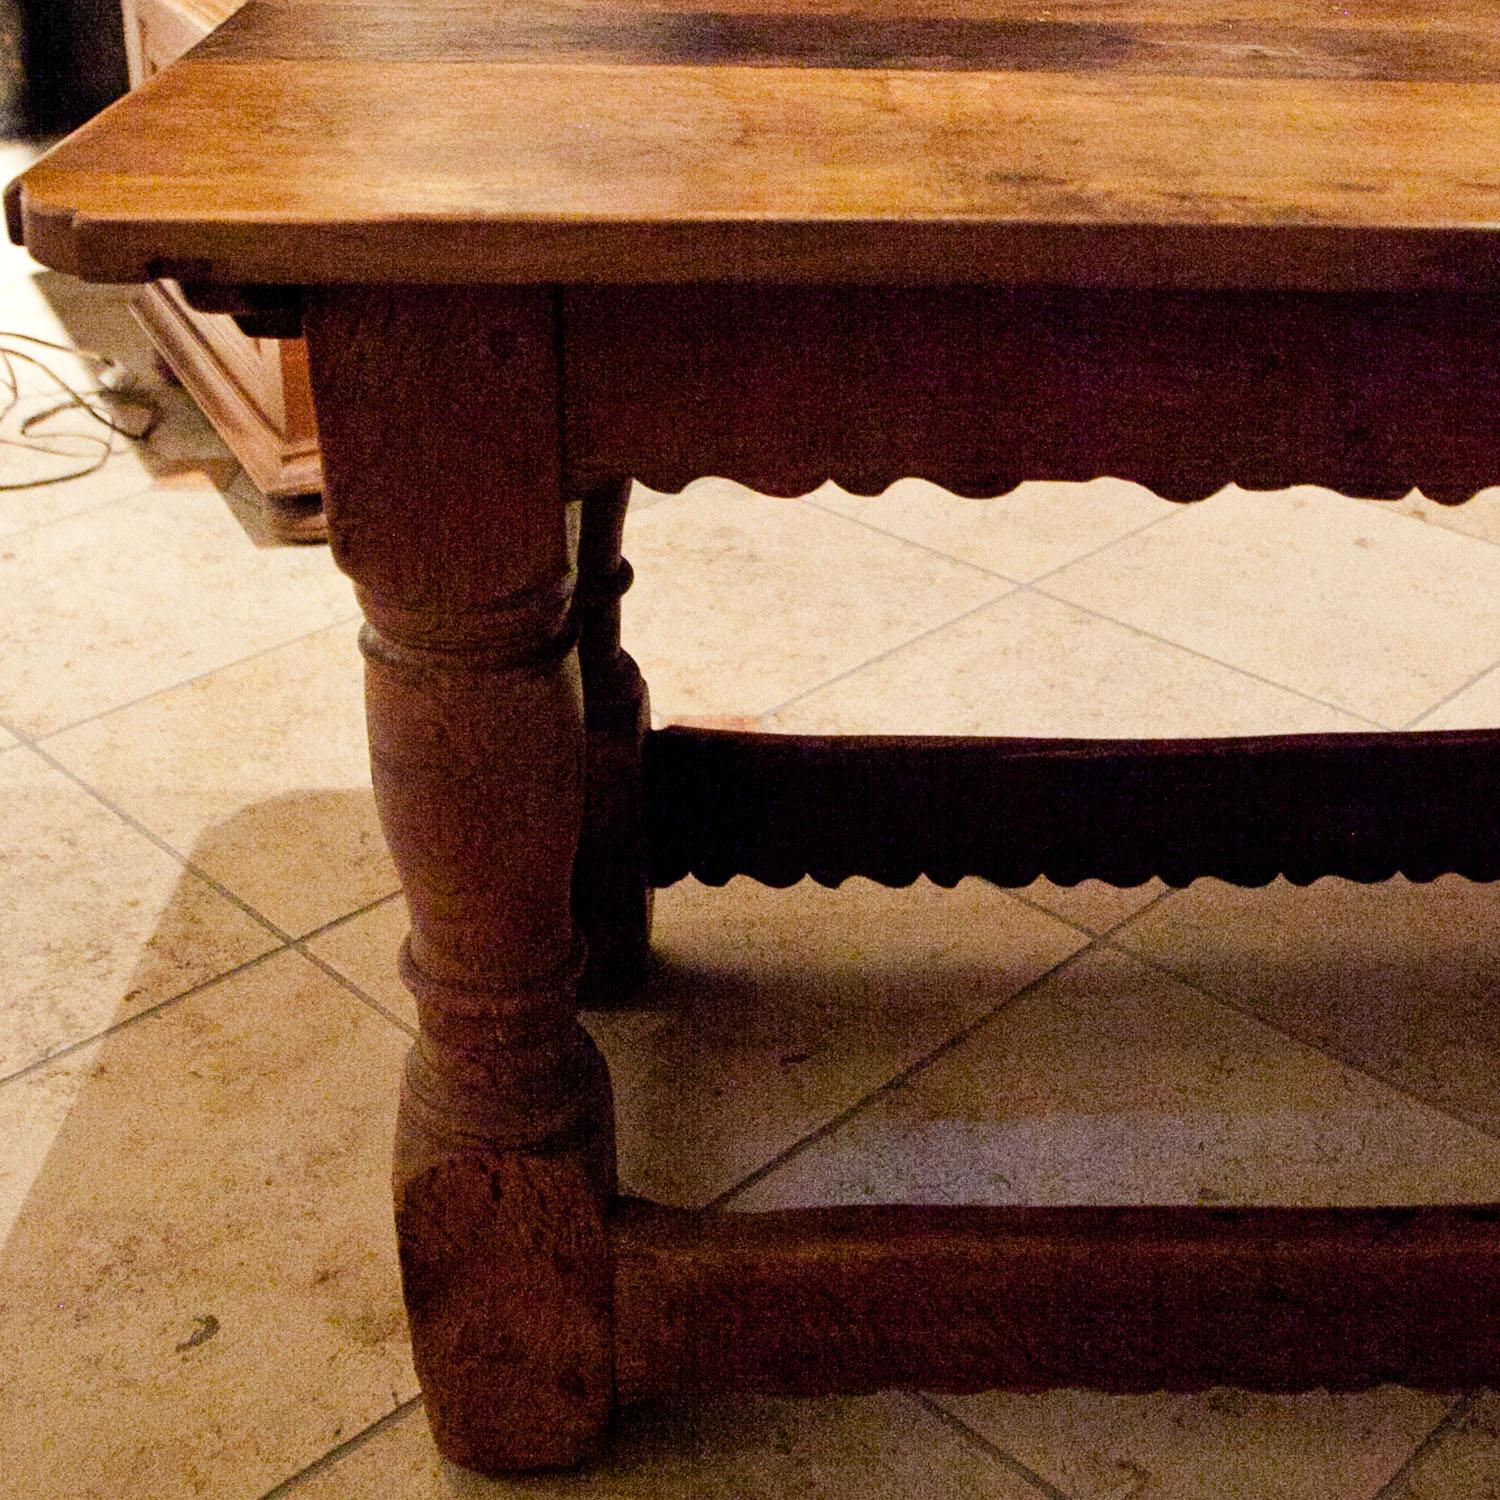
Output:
[710, 863, 1500, 1220]
[800, 477, 1189, 590]
[17, 741, 420, 1046]
[767, 485, 1196, 719]
[753, 583, 1022, 722]
[914, 1392, 1078, 1500]
[293, 941, 417, 1039]
[28, 608, 364, 745]
[24, 739, 294, 944]
[1368, 1392, 1477, 1500]
[796, 488, 1026, 584]
[1094, 922, 1500, 1165]
[706, 936, 1103, 1212]
[1022, 494, 1199, 587]
[750, 497, 1392, 731]
[0, 945, 290, 1090]
[1401, 654, 1500, 730]
[0, 885, 415, 1093]
[1005, 880, 1179, 946]
[295, 888, 402, 945]
[255, 1395, 424, 1500]
[1026, 581, 1392, 730]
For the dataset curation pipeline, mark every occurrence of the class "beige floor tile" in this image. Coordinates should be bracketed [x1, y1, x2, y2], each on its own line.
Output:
[0, 746, 277, 1076]
[809, 476, 1179, 581]
[766, 590, 1370, 737]
[1412, 663, 1500, 730]
[736, 945, 1497, 1500]
[305, 893, 413, 1028]
[1021, 877, 1168, 934]
[0, 949, 415, 1500]
[623, 481, 1011, 721]
[941, 1386, 1449, 1500]
[1383, 1394, 1500, 1500]
[1043, 484, 1500, 727]
[1115, 875, 1500, 1139]
[0, 440, 241, 540]
[1371, 486, 1500, 550]
[735, 944, 1500, 1211]
[276, 1390, 1034, 1498]
[46, 621, 394, 936]
[624, 480, 684, 514]
[311, 876, 1086, 1207]
[0, 486, 355, 737]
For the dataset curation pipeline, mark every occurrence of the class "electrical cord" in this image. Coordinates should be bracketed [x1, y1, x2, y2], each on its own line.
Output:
[0, 329, 160, 489]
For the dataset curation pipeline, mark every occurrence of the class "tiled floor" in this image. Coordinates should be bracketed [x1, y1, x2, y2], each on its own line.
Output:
[7, 138, 1500, 1498]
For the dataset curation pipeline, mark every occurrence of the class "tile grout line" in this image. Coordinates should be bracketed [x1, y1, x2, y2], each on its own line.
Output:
[698, 890, 1169, 1221]
[1095, 922, 1500, 1165]
[21, 741, 421, 1043]
[914, 1393, 1078, 1500]
[706, 936, 1103, 1212]
[0, 885, 415, 1093]
[753, 583, 1023, 722]
[769, 493, 1394, 732]
[1005, 880, 1179, 946]
[28, 608, 365, 745]
[797, 487, 1028, 583]
[1366, 492, 1500, 555]
[1026, 580, 1393, 731]
[1401, 653, 1500, 730]
[711, 872, 1500, 1222]
[294, 887, 402, 945]
[24, 739, 294, 941]
[777, 484, 1196, 718]
[1368, 1392, 1476, 1500]
[255, 1396, 424, 1500]
[0, 945, 291, 1090]
[293, 941, 418, 1039]
[1020, 494, 1200, 588]
[801, 477, 1191, 591]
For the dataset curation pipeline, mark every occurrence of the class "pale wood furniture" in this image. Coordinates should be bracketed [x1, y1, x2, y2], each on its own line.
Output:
[14, 0, 1500, 1475]
[121, 0, 323, 538]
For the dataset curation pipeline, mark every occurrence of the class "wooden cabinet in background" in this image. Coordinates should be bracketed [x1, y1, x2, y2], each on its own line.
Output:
[121, 0, 324, 539]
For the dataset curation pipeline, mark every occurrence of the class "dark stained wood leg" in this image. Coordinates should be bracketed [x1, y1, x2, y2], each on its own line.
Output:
[573, 478, 652, 1003]
[303, 286, 615, 1473]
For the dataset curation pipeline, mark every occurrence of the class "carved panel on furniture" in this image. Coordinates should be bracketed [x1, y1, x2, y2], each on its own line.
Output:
[120, 0, 324, 539]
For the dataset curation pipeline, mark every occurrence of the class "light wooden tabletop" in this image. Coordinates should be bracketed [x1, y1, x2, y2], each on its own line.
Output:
[10, 0, 1500, 288]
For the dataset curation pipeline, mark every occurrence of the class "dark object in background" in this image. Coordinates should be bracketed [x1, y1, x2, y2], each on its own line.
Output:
[0, 0, 26, 132]
[15, 0, 127, 133]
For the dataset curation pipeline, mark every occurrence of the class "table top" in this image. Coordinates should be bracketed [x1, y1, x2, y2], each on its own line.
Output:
[11, 0, 1500, 289]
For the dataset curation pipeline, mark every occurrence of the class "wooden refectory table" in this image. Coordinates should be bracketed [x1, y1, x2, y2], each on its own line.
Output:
[15, 0, 1500, 1474]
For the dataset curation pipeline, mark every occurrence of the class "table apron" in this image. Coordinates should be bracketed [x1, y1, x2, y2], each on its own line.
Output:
[562, 285, 1500, 504]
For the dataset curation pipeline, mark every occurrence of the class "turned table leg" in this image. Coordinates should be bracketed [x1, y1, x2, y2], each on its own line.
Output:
[573, 478, 652, 1002]
[304, 286, 616, 1472]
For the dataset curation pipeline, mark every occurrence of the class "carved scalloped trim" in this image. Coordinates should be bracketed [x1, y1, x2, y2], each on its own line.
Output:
[649, 855, 1500, 892]
[622, 471, 1490, 506]
[643, 725, 1500, 894]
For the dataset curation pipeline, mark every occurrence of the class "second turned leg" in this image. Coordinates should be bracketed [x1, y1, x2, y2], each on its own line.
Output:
[573, 478, 653, 1002]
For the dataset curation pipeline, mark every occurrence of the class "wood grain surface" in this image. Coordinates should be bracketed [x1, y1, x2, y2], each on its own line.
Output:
[645, 725, 1500, 890]
[613, 1198, 1500, 1400]
[305, 286, 618, 1470]
[563, 285, 1500, 503]
[12, 0, 1500, 286]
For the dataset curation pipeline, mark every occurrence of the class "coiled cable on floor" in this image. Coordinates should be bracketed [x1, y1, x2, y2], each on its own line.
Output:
[0, 330, 159, 490]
